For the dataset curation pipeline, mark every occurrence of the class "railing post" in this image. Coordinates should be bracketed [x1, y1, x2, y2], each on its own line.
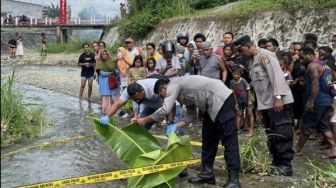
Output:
[45, 17, 48, 25]
[30, 17, 33, 25]
[1, 17, 3, 25]
[74, 18, 77, 24]
[78, 17, 81, 24]
[49, 18, 52, 25]
[93, 18, 96, 25]
[35, 18, 37, 25]
[90, 17, 93, 24]
[15, 17, 18, 26]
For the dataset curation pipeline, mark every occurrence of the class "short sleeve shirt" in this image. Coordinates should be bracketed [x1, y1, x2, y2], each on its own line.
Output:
[119, 78, 164, 112]
[78, 52, 96, 77]
[155, 56, 181, 77]
[230, 78, 250, 104]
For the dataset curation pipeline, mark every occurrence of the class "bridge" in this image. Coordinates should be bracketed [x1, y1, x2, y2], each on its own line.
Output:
[1, 17, 114, 43]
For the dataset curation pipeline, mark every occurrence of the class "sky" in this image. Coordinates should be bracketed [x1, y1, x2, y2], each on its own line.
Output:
[17, 0, 127, 18]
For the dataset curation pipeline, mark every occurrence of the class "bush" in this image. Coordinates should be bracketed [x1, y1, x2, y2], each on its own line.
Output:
[1, 71, 53, 147]
[38, 36, 94, 54]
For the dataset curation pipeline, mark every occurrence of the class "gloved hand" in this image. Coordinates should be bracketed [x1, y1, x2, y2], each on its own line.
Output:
[100, 116, 109, 125]
[165, 123, 177, 137]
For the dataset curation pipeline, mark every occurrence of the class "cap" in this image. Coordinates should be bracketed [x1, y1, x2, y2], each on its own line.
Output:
[125, 38, 134, 43]
[202, 41, 212, 49]
[176, 45, 185, 53]
[233, 35, 251, 50]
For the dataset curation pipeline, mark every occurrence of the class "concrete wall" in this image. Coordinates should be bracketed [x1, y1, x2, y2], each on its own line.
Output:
[1, 0, 45, 18]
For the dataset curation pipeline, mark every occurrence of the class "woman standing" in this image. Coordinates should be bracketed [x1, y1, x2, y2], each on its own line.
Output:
[96, 49, 120, 114]
[16, 36, 24, 58]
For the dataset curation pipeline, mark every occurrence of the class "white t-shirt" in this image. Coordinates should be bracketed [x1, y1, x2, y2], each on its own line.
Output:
[119, 78, 163, 112]
[155, 56, 181, 78]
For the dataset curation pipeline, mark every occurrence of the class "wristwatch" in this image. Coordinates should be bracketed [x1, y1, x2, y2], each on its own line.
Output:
[274, 95, 282, 100]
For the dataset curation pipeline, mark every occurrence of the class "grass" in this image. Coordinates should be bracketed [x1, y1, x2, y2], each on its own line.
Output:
[37, 36, 94, 54]
[306, 159, 336, 188]
[1, 71, 53, 147]
[206, 0, 336, 21]
[240, 126, 273, 174]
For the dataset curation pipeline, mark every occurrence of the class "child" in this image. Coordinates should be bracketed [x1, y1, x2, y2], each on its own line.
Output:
[146, 57, 160, 77]
[230, 66, 254, 137]
[128, 55, 147, 118]
[128, 55, 147, 84]
[277, 52, 293, 85]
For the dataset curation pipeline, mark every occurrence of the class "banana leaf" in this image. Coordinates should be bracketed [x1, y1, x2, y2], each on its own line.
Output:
[89, 116, 192, 188]
[90, 117, 161, 166]
[128, 133, 192, 188]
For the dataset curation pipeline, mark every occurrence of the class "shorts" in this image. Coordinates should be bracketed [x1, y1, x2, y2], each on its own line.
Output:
[42, 44, 47, 50]
[237, 102, 253, 113]
[81, 76, 94, 80]
[302, 105, 331, 135]
[111, 87, 121, 96]
[10, 47, 16, 53]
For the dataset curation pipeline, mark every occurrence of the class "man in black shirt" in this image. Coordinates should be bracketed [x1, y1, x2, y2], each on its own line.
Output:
[78, 43, 96, 101]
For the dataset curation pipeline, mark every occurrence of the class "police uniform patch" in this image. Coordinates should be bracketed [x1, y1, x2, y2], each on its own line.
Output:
[262, 54, 270, 64]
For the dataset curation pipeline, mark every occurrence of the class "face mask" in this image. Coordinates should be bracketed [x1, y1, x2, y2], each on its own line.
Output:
[177, 53, 183, 59]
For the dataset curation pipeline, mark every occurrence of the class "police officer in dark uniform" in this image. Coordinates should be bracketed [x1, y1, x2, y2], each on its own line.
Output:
[233, 35, 295, 176]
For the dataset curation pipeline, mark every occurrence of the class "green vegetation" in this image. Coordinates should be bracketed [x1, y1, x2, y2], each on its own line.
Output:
[240, 127, 272, 174]
[38, 36, 94, 54]
[117, 0, 336, 39]
[118, 0, 234, 39]
[220, 0, 336, 20]
[1, 71, 53, 147]
[306, 159, 336, 188]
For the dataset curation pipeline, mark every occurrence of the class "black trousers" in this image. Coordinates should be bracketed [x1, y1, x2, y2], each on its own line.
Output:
[202, 94, 240, 172]
[261, 104, 294, 166]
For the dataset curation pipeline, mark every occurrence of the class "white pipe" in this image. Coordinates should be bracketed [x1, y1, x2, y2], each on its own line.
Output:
[78, 17, 81, 24]
[74, 18, 77, 24]
[15, 17, 18, 26]
[90, 17, 93, 24]
[34, 18, 37, 25]
[30, 17, 33, 25]
[45, 17, 48, 25]
[1, 17, 3, 25]
[49, 18, 52, 25]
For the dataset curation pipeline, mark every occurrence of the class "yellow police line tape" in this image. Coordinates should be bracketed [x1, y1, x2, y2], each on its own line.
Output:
[1, 134, 100, 158]
[17, 155, 225, 188]
[2, 133, 224, 158]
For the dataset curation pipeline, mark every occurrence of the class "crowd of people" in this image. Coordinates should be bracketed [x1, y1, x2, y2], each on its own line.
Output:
[77, 32, 336, 188]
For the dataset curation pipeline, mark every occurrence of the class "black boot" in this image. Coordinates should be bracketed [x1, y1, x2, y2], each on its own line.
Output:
[223, 170, 241, 188]
[188, 165, 216, 185]
[271, 164, 293, 176]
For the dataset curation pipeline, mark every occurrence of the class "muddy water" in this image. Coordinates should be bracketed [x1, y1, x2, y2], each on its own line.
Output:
[1, 66, 335, 188]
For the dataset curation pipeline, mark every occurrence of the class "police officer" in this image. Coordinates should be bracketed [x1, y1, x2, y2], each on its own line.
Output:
[135, 75, 241, 188]
[233, 35, 294, 176]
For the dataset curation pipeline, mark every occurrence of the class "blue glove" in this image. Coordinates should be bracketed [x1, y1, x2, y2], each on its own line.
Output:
[165, 123, 177, 137]
[100, 116, 109, 125]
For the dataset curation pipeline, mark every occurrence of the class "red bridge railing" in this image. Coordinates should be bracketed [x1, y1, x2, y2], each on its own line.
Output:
[1, 17, 113, 26]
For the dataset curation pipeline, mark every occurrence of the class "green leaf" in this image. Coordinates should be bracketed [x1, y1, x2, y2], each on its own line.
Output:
[90, 116, 192, 188]
[128, 133, 192, 188]
[90, 117, 161, 166]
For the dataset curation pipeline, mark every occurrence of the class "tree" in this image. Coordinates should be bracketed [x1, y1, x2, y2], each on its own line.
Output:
[42, 3, 59, 18]
[42, 3, 71, 20]
[78, 7, 103, 19]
